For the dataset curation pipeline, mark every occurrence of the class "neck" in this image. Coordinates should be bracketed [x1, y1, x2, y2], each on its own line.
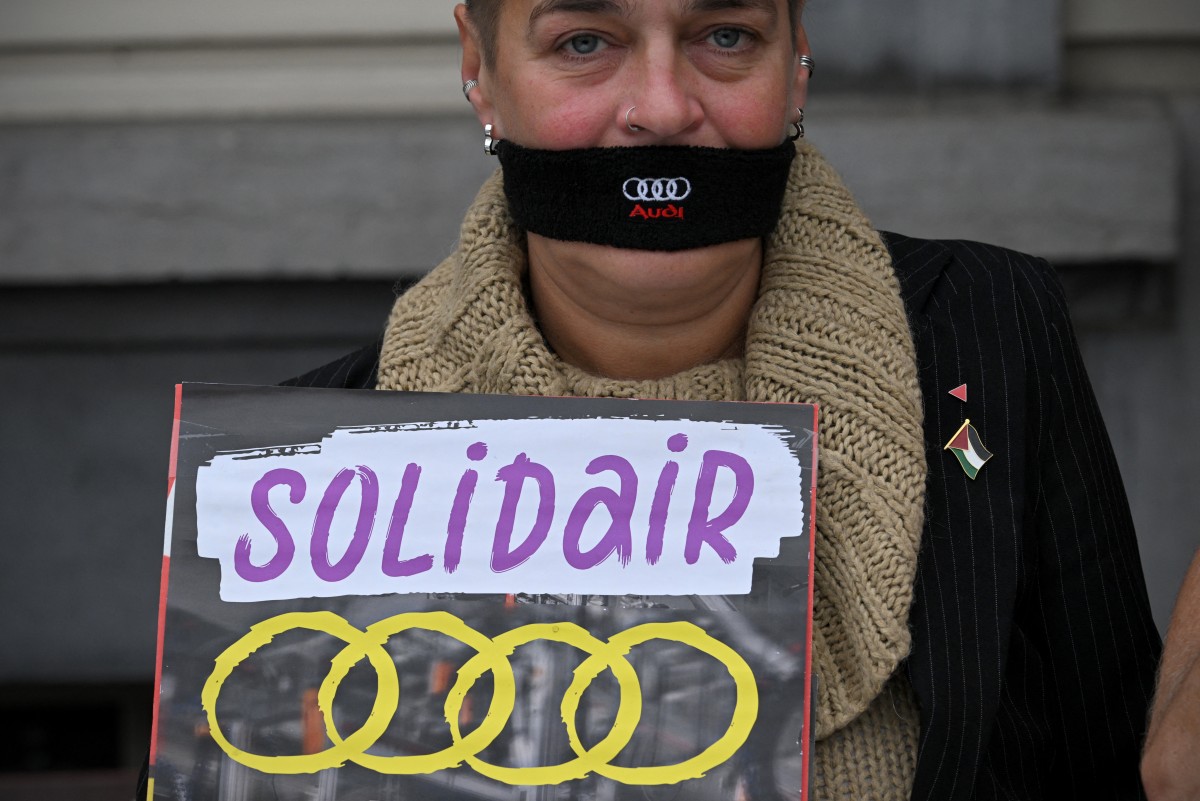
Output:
[526, 233, 762, 381]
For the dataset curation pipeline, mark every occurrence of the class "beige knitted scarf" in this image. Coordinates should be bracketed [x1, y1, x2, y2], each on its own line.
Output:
[377, 142, 926, 744]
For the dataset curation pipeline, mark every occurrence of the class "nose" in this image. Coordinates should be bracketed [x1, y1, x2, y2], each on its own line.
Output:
[623, 44, 702, 141]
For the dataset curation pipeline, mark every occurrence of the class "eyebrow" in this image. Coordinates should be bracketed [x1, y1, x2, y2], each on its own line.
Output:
[528, 0, 632, 28]
[526, 0, 780, 40]
[528, 0, 778, 26]
[683, 0, 779, 21]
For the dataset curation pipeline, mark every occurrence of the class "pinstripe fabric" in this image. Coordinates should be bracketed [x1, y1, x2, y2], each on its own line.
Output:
[282, 234, 1162, 800]
[887, 233, 1161, 801]
[283, 338, 381, 390]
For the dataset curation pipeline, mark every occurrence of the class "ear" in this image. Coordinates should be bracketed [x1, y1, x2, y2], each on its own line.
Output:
[790, 22, 812, 111]
[455, 4, 494, 128]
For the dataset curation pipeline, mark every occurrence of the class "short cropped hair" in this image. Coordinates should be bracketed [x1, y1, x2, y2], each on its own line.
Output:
[464, 0, 804, 68]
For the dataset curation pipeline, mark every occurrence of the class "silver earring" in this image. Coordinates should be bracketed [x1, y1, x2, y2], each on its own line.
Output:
[788, 107, 805, 141]
[462, 79, 479, 101]
[626, 106, 643, 133]
[799, 55, 815, 77]
[484, 123, 499, 156]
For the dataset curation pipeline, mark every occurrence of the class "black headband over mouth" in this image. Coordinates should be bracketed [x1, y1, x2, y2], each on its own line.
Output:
[496, 140, 796, 252]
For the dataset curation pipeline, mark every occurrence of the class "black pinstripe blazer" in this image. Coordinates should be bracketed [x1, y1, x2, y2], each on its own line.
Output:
[286, 233, 1163, 801]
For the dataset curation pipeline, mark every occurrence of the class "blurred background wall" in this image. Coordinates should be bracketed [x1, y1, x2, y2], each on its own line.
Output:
[0, 1, 1197, 797]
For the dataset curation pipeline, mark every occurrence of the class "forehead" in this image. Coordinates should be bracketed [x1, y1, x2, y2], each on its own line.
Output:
[506, 0, 786, 26]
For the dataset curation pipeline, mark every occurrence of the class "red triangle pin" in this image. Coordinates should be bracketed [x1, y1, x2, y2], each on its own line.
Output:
[949, 383, 968, 402]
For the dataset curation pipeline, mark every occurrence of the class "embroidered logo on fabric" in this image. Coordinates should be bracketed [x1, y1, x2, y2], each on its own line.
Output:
[622, 178, 692, 203]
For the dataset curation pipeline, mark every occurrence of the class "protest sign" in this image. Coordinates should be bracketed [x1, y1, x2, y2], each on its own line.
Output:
[148, 384, 817, 801]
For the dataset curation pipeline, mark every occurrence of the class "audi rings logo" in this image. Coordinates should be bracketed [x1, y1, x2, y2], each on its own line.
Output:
[203, 610, 758, 785]
[623, 177, 692, 203]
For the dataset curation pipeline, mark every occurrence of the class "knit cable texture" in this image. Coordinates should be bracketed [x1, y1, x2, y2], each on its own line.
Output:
[377, 142, 926, 747]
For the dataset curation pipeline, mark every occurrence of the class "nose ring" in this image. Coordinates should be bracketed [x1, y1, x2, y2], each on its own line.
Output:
[626, 106, 643, 133]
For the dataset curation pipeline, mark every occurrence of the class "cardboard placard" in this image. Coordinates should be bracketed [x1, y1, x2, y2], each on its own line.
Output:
[148, 384, 817, 801]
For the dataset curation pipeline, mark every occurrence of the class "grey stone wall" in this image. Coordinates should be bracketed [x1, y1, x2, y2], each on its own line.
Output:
[7, 1, 1200, 786]
[2, 5, 1198, 785]
[1075, 96, 1200, 630]
[0, 101, 1193, 688]
[0, 282, 396, 682]
[0, 103, 1178, 284]
[803, 0, 1059, 89]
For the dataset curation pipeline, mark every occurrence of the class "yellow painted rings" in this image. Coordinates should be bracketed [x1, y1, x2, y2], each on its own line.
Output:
[201, 611, 399, 774]
[202, 611, 758, 785]
[449, 621, 643, 785]
[570, 622, 758, 785]
[323, 611, 517, 775]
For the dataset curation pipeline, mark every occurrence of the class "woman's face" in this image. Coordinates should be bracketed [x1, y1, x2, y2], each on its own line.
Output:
[460, 0, 809, 151]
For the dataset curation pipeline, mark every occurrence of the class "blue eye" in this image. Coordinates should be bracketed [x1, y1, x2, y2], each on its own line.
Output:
[709, 28, 745, 49]
[564, 34, 604, 55]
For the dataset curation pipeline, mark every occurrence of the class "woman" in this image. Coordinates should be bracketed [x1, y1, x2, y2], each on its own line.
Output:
[286, 0, 1162, 798]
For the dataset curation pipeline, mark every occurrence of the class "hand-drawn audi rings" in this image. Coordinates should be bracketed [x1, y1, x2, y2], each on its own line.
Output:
[622, 177, 692, 202]
[202, 610, 758, 785]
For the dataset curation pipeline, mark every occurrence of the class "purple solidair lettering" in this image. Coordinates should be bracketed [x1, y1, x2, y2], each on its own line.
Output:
[685, 449, 754, 565]
[491, 453, 556, 573]
[646, 434, 688, 565]
[236, 468, 305, 582]
[310, 465, 379, 582]
[564, 455, 637, 569]
[381, 463, 432, 577]
[445, 443, 489, 574]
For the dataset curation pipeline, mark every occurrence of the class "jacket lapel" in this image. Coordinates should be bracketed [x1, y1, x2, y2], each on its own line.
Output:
[883, 233, 1027, 801]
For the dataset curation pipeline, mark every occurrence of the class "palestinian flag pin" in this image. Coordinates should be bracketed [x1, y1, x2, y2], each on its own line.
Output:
[944, 419, 993, 479]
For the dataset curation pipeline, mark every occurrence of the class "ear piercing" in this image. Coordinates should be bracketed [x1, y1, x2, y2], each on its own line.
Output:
[788, 107, 805, 141]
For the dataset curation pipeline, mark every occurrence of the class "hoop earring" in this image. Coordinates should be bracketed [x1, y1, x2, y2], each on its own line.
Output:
[462, 79, 479, 101]
[799, 55, 815, 77]
[788, 107, 805, 141]
[484, 123, 500, 156]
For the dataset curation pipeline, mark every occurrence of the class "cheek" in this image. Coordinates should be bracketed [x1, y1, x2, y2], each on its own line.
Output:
[501, 79, 617, 149]
[714, 96, 789, 149]
[537, 105, 613, 148]
[705, 63, 795, 149]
